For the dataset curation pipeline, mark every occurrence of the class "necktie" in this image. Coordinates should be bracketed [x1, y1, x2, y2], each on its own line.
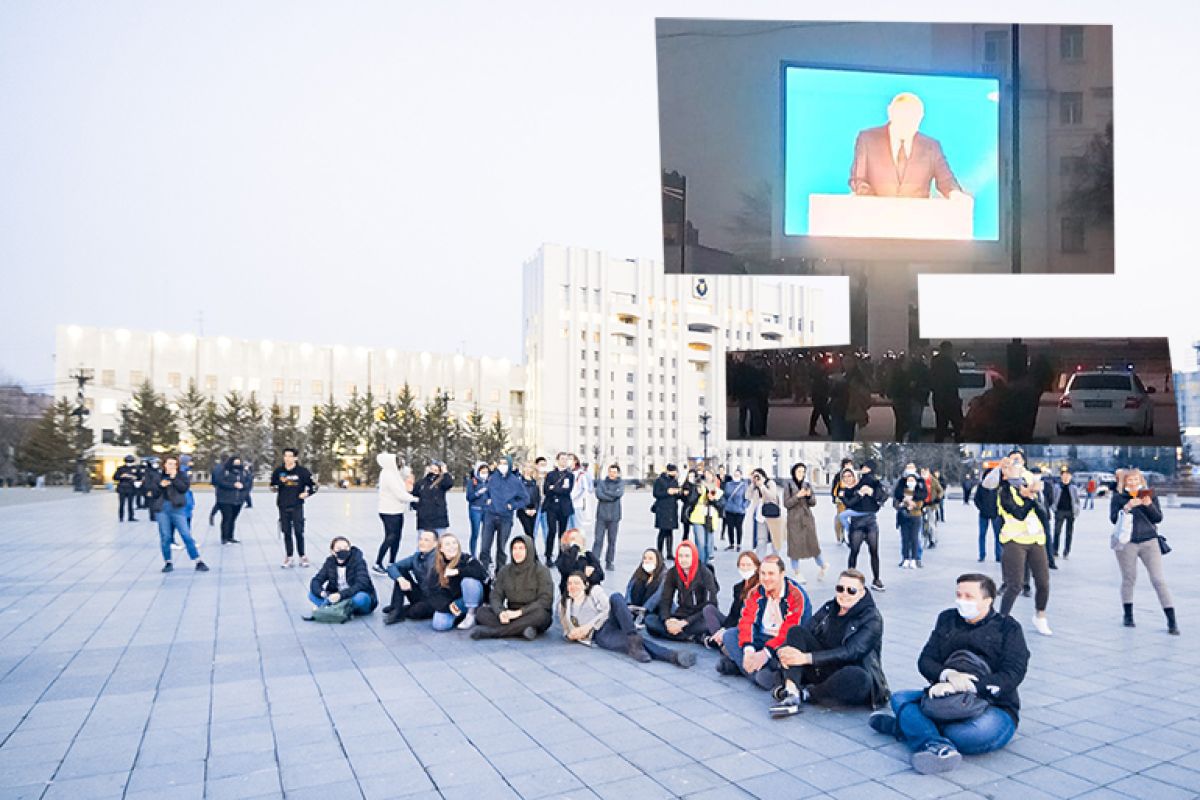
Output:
[897, 141, 909, 178]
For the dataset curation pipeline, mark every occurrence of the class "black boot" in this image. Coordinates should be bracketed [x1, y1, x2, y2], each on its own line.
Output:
[1165, 607, 1179, 636]
[1123, 603, 1135, 627]
[626, 634, 652, 663]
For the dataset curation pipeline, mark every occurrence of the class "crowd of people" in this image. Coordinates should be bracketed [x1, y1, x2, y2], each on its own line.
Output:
[116, 444, 1181, 776]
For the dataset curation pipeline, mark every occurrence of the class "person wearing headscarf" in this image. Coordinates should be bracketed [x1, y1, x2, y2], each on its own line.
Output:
[783, 463, 826, 581]
[471, 534, 554, 640]
[646, 540, 719, 643]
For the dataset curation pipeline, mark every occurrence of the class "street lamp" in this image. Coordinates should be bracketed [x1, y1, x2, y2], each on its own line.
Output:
[699, 411, 711, 469]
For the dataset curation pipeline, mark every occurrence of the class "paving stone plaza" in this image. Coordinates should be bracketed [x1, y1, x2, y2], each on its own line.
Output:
[0, 487, 1197, 799]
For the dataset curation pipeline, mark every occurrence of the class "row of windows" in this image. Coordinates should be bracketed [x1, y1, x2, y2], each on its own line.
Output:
[577, 408, 679, 421]
[983, 26, 1085, 64]
[97, 370, 502, 402]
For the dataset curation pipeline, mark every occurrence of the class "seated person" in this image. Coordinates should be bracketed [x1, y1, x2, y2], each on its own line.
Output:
[421, 533, 489, 631]
[703, 550, 761, 647]
[625, 548, 666, 625]
[560, 573, 696, 668]
[383, 529, 439, 625]
[868, 573, 1030, 775]
[555, 527, 605, 596]
[646, 540, 718, 643]
[770, 568, 889, 717]
[472, 534, 554, 640]
[719, 555, 811, 690]
[304, 537, 378, 619]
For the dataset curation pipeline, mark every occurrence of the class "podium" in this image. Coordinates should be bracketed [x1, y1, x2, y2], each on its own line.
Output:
[808, 194, 974, 240]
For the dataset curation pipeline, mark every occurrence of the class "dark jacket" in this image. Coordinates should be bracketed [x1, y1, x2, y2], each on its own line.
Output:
[892, 473, 928, 521]
[930, 353, 961, 403]
[214, 461, 247, 505]
[1110, 492, 1163, 544]
[719, 579, 750, 629]
[918, 608, 1030, 724]
[1049, 481, 1081, 518]
[652, 473, 682, 530]
[555, 545, 605, 596]
[490, 538, 554, 616]
[973, 482, 999, 520]
[483, 470, 529, 519]
[839, 473, 885, 515]
[521, 476, 541, 514]
[466, 473, 489, 512]
[114, 464, 139, 495]
[310, 546, 378, 610]
[425, 553, 488, 614]
[803, 593, 890, 708]
[392, 548, 437, 594]
[414, 472, 454, 530]
[594, 477, 625, 523]
[657, 565, 719, 625]
[147, 469, 190, 512]
[626, 570, 664, 609]
[270, 464, 316, 508]
[542, 468, 575, 517]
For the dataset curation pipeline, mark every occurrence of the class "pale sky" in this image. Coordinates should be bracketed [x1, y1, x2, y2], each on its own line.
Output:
[2, 1, 1199, 393]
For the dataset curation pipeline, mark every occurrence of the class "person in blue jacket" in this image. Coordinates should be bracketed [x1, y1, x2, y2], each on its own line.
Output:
[465, 463, 490, 555]
[214, 455, 247, 544]
[479, 456, 530, 573]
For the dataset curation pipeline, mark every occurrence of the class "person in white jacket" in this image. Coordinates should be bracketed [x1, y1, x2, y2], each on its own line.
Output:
[569, 454, 594, 529]
[374, 454, 416, 573]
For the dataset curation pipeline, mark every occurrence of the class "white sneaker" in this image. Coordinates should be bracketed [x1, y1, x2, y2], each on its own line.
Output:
[457, 611, 477, 631]
[281, 557, 293, 569]
[818, 565, 828, 581]
[171, 542, 185, 551]
[1033, 615, 1053, 636]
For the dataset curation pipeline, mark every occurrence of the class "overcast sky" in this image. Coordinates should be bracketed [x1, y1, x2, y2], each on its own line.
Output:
[2, 1, 1199, 392]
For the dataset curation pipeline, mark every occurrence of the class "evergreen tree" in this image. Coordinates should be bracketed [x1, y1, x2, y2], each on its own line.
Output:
[16, 399, 90, 482]
[119, 380, 179, 455]
[477, 412, 513, 464]
[269, 402, 305, 467]
[241, 393, 271, 474]
[306, 396, 345, 483]
[216, 390, 248, 457]
[420, 391, 454, 467]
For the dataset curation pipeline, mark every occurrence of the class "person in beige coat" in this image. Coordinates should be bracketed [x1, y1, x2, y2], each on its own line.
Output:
[749, 468, 785, 556]
[783, 463, 828, 582]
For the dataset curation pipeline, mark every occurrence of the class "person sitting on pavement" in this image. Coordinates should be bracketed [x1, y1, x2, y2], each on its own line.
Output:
[718, 555, 811, 692]
[304, 537, 378, 619]
[703, 550, 760, 648]
[868, 573, 1029, 775]
[471, 534, 554, 640]
[646, 540, 719, 643]
[769, 568, 890, 717]
[554, 527, 605, 597]
[424, 533, 488, 632]
[383, 529, 439, 625]
[625, 548, 666, 626]
[559, 573, 697, 668]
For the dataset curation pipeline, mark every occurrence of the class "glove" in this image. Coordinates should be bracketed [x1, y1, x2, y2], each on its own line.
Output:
[941, 669, 978, 694]
[928, 681, 956, 698]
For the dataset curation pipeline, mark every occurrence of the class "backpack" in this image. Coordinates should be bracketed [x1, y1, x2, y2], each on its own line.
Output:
[311, 599, 354, 624]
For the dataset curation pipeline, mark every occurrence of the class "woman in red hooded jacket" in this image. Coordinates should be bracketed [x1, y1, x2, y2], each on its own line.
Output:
[645, 540, 719, 643]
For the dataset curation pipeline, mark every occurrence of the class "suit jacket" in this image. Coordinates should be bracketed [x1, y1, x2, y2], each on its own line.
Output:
[849, 125, 961, 199]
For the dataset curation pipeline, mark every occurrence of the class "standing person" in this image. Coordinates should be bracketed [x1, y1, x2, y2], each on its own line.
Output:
[542, 453, 575, 566]
[839, 464, 886, 592]
[240, 463, 254, 510]
[893, 466, 927, 570]
[1084, 477, 1097, 510]
[465, 463, 491, 556]
[906, 350, 932, 443]
[517, 462, 542, 539]
[214, 455, 247, 544]
[994, 458, 1053, 636]
[933, 470, 946, 522]
[560, 573, 696, 668]
[1050, 468, 1080, 561]
[961, 471, 974, 505]
[148, 455, 209, 574]
[720, 555, 812, 692]
[646, 540, 719, 643]
[686, 469, 723, 568]
[207, 456, 223, 527]
[930, 341, 963, 444]
[270, 448, 317, 568]
[808, 362, 832, 437]
[1111, 469, 1178, 634]
[831, 457, 855, 545]
[471, 534, 555, 641]
[593, 464, 625, 572]
[887, 353, 913, 442]
[722, 469, 749, 551]
[783, 463, 827, 582]
[133, 457, 148, 512]
[748, 468, 785, 556]
[974, 464, 1002, 564]
[479, 456, 529, 574]
[374, 454, 415, 573]
[869, 574, 1029, 775]
[302, 537, 377, 619]
[114, 454, 140, 522]
[651, 464, 683, 561]
[920, 466, 943, 553]
[533, 456, 550, 544]
[569, 454, 593, 529]
[414, 462, 454, 535]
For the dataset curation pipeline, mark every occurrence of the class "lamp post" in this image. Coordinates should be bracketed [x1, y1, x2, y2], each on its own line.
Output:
[699, 411, 711, 470]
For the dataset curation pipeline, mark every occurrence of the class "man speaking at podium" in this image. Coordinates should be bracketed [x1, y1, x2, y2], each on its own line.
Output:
[849, 93, 968, 201]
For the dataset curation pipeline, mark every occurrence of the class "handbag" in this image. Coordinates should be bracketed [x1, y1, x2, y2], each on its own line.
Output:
[1158, 535, 1171, 556]
[919, 690, 990, 722]
[762, 501, 781, 519]
[1110, 510, 1130, 550]
[311, 598, 354, 624]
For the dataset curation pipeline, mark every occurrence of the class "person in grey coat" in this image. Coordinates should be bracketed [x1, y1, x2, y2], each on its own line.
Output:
[593, 465, 626, 572]
[1048, 468, 1081, 559]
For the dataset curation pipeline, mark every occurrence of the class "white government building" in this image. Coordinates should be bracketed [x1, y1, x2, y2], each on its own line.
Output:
[56, 243, 838, 481]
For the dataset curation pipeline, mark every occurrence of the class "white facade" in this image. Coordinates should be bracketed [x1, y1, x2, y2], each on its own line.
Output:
[522, 243, 835, 479]
[54, 325, 525, 445]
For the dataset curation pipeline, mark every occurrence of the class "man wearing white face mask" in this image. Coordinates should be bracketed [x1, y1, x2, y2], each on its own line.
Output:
[479, 456, 530, 574]
[868, 574, 1029, 775]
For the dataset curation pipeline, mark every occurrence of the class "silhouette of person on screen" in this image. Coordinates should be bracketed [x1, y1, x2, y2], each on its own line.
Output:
[848, 93, 967, 200]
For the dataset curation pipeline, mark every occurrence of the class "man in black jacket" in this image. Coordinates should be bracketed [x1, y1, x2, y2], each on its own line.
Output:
[304, 537, 378, 619]
[771, 568, 889, 716]
[869, 573, 1029, 775]
[383, 530, 439, 624]
[652, 465, 683, 560]
[541, 452, 575, 566]
[114, 455, 140, 521]
[270, 448, 318, 567]
[930, 341, 963, 444]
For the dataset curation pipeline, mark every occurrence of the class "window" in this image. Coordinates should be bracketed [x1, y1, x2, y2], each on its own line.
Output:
[626, 446, 635, 456]
[627, 427, 635, 437]
[579, 426, 587, 436]
[593, 370, 599, 380]
[579, 406, 586, 417]
[983, 30, 1008, 63]
[1061, 217, 1086, 253]
[130, 370, 144, 387]
[101, 429, 115, 444]
[272, 378, 284, 394]
[593, 426, 599, 436]
[593, 407, 599, 418]
[593, 350, 600, 361]
[579, 388, 586, 398]
[579, 368, 586, 379]
[288, 405, 300, 418]
[1060, 25, 1083, 60]
[626, 391, 634, 401]
[290, 380, 300, 395]
[627, 409, 635, 420]
[100, 369, 115, 388]
[561, 285, 571, 304]
[1060, 92, 1083, 125]
[312, 380, 323, 396]
[659, 357, 665, 367]
[626, 372, 635, 383]
[205, 374, 218, 392]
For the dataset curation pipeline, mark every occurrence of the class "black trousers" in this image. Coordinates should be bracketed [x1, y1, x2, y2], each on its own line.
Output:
[847, 517, 881, 581]
[657, 528, 675, 558]
[645, 609, 711, 643]
[377, 513, 405, 566]
[933, 397, 963, 443]
[118, 492, 137, 521]
[279, 504, 306, 557]
[473, 606, 553, 638]
[1053, 514, 1075, 557]
[544, 509, 570, 562]
[809, 399, 831, 436]
[783, 628, 873, 706]
[218, 502, 241, 542]
[725, 513, 745, 548]
[387, 583, 435, 620]
[517, 510, 537, 537]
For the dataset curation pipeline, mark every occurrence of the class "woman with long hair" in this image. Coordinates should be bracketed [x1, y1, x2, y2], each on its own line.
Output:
[560, 572, 696, 667]
[703, 550, 761, 648]
[626, 548, 666, 626]
[748, 468, 785, 556]
[1111, 469, 1178, 634]
[423, 533, 488, 631]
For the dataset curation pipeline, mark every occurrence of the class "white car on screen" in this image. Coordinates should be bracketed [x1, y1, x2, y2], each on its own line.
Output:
[1056, 370, 1154, 436]
[920, 366, 1003, 430]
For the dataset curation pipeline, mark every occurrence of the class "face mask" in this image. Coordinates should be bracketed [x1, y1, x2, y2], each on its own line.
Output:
[334, 550, 351, 564]
[642, 561, 656, 574]
[955, 599, 979, 620]
[498, 464, 509, 475]
[738, 568, 756, 582]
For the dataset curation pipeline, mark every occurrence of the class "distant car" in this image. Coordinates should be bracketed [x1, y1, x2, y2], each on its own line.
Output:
[1056, 370, 1155, 436]
[920, 366, 1004, 430]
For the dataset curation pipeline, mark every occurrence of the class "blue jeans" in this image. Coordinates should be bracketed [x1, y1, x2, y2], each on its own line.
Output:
[432, 578, 484, 631]
[978, 516, 1002, 561]
[307, 591, 374, 615]
[692, 523, 712, 565]
[157, 505, 199, 562]
[898, 516, 920, 561]
[838, 508, 868, 531]
[720, 628, 782, 690]
[890, 690, 1016, 754]
[468, 508, 485, 555]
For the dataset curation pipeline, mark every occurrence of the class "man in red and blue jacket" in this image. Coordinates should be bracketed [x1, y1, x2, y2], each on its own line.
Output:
[718, 555, 812, 691]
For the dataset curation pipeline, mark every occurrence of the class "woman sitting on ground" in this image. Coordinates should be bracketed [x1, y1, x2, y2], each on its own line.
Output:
[646, 540, 719, 643]
[422, 533, 488, 631]
[560, 572, 696, 668]
[304, 537, 378, 619]
[471, 534, 555, 640]
[704, 550, 760, 647]
[555, 527, 605, 596]
[625, 548, 666, 625]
